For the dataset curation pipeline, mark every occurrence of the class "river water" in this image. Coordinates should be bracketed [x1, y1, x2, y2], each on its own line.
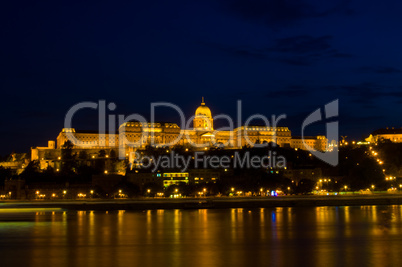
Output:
[1, 205, 402, 267]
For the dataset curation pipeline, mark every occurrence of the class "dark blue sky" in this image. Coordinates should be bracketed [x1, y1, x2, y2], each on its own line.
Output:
[1, 0, 402, 154]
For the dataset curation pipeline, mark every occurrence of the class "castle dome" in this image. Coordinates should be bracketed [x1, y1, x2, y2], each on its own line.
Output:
[195, 97, 211, 118]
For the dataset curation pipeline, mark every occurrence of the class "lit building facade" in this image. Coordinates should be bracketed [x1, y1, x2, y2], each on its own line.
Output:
[31, 98, 328, 163]
[57, 128, 119, 149]
[291, 136, 327, 152]
[162, 172, 190, 187]
[118, 98, 326, 155]
[366, 128, 402, 143]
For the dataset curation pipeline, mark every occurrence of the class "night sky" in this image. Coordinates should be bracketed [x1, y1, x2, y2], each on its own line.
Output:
[1, 0, 402, 155]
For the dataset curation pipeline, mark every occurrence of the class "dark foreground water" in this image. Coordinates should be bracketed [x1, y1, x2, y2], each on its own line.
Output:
[1, 206, 402, 267]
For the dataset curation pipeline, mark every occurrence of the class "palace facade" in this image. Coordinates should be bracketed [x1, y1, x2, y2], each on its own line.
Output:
[31, 98, 328, 165]
[366, 128, 402, 144]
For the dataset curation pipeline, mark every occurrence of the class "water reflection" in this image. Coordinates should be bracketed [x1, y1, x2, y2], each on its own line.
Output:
[1, 206, 402, 266]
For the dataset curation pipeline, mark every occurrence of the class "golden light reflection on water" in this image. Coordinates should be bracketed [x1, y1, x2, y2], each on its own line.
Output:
[1, 205, 402, 267]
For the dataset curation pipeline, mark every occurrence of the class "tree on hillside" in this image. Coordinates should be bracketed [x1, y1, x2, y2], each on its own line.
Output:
[60, 140, 77, 174]
[0, 166, 12, 186]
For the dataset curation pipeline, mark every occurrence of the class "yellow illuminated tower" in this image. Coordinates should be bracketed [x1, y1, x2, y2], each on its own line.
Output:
[193, 97, 213, 131]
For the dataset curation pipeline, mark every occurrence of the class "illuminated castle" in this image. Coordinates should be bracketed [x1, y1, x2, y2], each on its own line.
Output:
[32, 98, 328, 165]
[366, 128, 402, 143]
[117, 98, 326, 156]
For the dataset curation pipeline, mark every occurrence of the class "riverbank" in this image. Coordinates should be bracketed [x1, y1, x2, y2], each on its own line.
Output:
[1, 194, 402, 211]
